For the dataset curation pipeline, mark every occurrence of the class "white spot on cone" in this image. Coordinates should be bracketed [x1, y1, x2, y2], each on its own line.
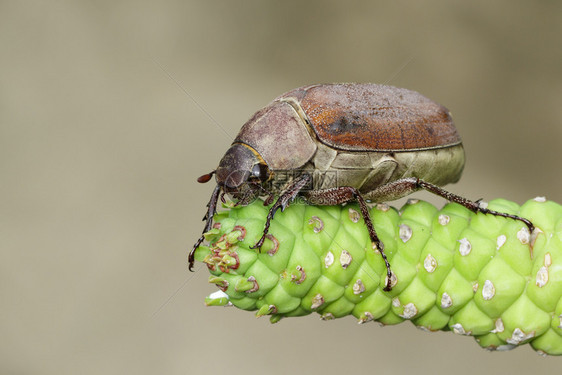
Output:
[506, 328, 534, 345]
[438, 214, 450, 226]
[496, 235, 507, 250]
[348, 208, 360, 223]
[517, 227, 530, 245]
[491, 318, 504, 333]
[399, 224, 412, 243]
[358, 311, 374, 324]
[400, 303, 418, 319]
[472, 282, 479, 293]
[376, 203, 390, 212]
[311, 294, 325, 309]
[452, 323, 470, 335]
[424, 254, 437, 273]
[340, 250, 352, 269]
[458, 238, 471, 256]
[441, 293, 452, 308]
[353, 279, 365, 295]
[324, 251, 334, 268]
[536, 266, 549, 287]
[482, 280, 495, 300]
[385, 272, 398, 289]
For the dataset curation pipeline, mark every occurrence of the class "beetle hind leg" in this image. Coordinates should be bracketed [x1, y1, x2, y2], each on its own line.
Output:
[364, 177, 535, 232]
[415, 179, 535, 232]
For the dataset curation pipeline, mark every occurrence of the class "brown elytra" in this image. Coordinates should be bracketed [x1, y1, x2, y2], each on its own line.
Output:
[279, 83, 461, 151]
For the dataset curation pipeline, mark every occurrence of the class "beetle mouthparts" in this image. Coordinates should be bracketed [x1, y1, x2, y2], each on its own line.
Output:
[197, 170, 216, 183]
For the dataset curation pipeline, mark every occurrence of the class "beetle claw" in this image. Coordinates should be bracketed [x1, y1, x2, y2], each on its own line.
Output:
[250, 237, 264, 251]
[188, 235, 205, 271]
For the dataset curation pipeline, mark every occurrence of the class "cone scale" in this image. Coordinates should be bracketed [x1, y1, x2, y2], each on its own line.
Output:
[193, 197, 562, 356]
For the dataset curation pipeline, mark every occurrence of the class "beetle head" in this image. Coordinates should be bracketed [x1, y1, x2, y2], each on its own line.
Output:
[198, 143, 271, 205]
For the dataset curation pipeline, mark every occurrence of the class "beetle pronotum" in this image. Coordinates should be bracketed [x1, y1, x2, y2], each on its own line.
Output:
[189, 83, 534, 291]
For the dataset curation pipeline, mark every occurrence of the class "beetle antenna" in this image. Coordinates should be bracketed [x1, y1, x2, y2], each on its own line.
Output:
[197, 170, 216, 183]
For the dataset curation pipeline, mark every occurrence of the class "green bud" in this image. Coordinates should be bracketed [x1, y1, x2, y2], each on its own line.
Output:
[234, 277, 256, 293]
[255, 303, 277, 317]
[208, 276, 228, 290]
[203, 228, 221, 242]
[204, 290, 230, 306]
[225, 230, 243, 245]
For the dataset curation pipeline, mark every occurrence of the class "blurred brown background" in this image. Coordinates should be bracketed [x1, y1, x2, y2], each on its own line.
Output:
[1, 1, 561, 374]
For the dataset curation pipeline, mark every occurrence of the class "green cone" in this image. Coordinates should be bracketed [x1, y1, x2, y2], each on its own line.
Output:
[195, 197, 562, 356]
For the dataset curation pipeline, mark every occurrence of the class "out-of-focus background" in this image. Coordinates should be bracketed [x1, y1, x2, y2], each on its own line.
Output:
[1, 1, 561, 374]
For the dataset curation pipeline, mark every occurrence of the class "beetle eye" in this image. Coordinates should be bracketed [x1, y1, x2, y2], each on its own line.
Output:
[251, 163, 269, 182]
[251, 164, 261, 178]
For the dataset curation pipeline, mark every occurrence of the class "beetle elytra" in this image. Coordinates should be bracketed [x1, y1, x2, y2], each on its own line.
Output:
[189, 83, 534, 291]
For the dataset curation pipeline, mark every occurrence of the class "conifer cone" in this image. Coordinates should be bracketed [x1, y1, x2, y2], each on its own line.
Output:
[193, 197, 562, 355]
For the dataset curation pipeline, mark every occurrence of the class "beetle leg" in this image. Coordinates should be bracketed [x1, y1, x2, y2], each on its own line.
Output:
[251, 174, 312, 250]
[188, 185, 221, 271]
[264, 193, 275, 206]
[304, 187, 393, 291]
[249, 181, 275, 205]
[364, 177, 535, 232]
[415, 179, 535, 232]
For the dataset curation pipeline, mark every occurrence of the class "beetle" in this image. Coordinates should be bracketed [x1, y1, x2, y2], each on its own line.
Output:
[188, 83, 534, 291]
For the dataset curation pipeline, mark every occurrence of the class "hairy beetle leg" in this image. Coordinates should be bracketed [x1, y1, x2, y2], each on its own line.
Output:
[305, 186, 394, 291]
[251, 174, 312, 251]
[363, 177, 534, 233]
[188, 185, 221, 271]
[351, 191, 393, 292]
[414, 179, 535, 232]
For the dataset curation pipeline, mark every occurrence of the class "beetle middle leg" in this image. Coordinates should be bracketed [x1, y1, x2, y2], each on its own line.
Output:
[365, 177, 535, 232]
[304, 186, 394, 291]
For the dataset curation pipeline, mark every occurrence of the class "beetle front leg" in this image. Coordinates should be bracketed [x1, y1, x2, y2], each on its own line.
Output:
[305, 187, 394, 292]
[251, 174, 312, 250]
[188, 185, 221, 271]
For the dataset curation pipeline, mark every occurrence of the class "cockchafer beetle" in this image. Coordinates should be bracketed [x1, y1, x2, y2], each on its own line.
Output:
[189, 83, 534, 291]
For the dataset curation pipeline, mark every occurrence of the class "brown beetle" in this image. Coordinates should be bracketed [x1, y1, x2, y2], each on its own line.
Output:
[189, 83, 534, 291]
